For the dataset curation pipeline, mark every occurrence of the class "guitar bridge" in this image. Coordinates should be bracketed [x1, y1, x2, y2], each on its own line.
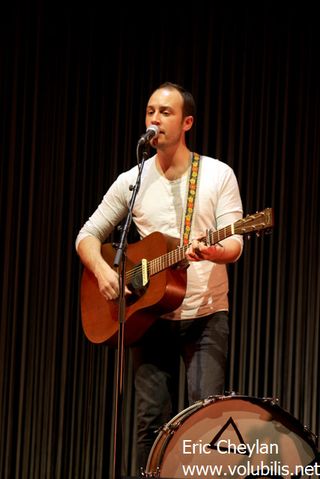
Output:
[141, 259, 148, 287]
[128, 258, 149, 298]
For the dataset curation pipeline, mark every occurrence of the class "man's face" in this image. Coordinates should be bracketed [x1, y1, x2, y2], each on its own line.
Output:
[145, 87, 192, 148]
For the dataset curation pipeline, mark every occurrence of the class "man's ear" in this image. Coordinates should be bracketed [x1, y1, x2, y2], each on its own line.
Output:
[183, 115, 194, 132]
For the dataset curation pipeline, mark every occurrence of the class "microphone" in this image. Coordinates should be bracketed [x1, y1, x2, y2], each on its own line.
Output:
[138, 125, 159, 145]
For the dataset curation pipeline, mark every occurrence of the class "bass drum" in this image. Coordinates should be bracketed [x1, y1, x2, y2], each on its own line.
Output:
[145, 395, 318, 478]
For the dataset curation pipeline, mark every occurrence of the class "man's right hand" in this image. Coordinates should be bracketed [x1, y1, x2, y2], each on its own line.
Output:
[94, 262, 121, 301]
[77, 236, 131, 301]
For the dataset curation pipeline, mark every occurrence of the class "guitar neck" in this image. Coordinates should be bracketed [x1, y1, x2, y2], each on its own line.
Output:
[148, 224, 234, 276]
[149, 244, 186, 276]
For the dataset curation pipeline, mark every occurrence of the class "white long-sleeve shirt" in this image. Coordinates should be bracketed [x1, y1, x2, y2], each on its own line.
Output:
[76, 154, 243, 319]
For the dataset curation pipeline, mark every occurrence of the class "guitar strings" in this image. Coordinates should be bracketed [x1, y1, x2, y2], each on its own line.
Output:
[125, 244, 188, 283]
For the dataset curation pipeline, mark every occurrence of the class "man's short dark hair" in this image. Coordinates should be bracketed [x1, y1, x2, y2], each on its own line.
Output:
[157, 82, 196, 120]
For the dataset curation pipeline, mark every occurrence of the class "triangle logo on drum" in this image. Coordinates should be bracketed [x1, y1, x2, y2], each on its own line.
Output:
[207, 417, 250, 456]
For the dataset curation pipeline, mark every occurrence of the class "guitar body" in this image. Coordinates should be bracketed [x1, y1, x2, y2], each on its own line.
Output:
[81, 231, 187, 346]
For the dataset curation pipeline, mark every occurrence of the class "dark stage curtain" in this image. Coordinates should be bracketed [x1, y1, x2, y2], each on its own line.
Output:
[1, 5, 319, 478]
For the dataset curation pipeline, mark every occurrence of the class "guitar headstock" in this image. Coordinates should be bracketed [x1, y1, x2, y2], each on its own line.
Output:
[234, 208, 274, 236]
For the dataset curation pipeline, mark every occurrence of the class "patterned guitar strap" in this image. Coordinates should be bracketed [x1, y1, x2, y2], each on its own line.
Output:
[182, 152, 201, 246]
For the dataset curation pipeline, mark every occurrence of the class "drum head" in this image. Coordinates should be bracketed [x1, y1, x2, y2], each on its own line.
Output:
[146, 395, 318, 478]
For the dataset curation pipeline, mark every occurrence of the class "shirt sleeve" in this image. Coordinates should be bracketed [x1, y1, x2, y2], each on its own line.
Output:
[215, 164, 244, 252]
[75, 171, 132, 250]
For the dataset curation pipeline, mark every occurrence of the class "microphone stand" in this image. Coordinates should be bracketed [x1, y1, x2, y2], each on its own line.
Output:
[111, 141, 150, 479]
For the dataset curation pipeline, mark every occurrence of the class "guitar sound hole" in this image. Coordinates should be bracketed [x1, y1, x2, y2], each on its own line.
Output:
[126, 269, 149, 304]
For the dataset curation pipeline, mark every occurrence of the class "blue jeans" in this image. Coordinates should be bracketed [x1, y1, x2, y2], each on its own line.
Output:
[131, 311, 229, 470]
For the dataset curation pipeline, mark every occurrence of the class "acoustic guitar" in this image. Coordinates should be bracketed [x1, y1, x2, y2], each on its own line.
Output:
[81, 208, 274, 346]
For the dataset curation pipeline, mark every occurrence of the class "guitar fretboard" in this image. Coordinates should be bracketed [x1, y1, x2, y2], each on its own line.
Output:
[149, 244, 186, 275]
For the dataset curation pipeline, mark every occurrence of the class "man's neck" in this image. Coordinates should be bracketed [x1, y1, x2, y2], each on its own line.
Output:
[156, 146, 191, 181]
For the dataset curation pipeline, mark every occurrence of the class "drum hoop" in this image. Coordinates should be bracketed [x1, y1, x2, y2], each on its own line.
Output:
[146, 399, 205, 472]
